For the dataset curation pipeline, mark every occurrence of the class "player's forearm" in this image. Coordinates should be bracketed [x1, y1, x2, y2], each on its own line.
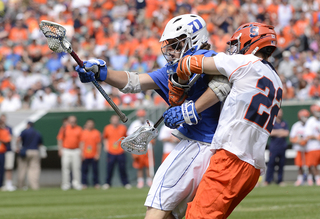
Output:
[202, 57, 221, 75]
[195, 88, 220, 114]
[104, 70, 129, 89]
[105, 70, 159, 92]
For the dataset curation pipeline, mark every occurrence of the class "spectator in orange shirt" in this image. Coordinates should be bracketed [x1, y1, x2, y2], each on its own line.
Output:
[280, 75, 295, 100]
[216, 0, 237, 16]
[196, 0, 217, 21]
[0, 118, 11, 190]
[80, 119, 102, 189]
[102, 114, 131, 189]
[211, 28, 230, 52]
[293, 12, 310, 37]
[8, 16, 28, 43]
[309, 75, 320, 99]
[302, 66, 317, 84]
[57, 115, 83, 190]
[266, 0, 279, 22]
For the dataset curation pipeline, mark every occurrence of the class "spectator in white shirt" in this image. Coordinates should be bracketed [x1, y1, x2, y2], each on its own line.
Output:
[278, 51, 296, 80]
[30, 90, 49, 110]
[15, 67, 33, 94]
[43, 87, 58, 109]
[1, 89, 22, 112]
[278, 0, 294, 28]
[84, 87, 105, 110]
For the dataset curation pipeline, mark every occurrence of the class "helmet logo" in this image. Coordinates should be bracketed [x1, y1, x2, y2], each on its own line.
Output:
[249, 26, 259, 38]
[187, 19, 203, 34]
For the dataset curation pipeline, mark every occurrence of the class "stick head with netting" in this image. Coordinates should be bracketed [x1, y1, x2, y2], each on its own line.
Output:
[39, 20, 72, 53]
[121, 121, 158, 155]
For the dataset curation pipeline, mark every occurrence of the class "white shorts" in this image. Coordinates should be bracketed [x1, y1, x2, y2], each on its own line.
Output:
[5, 151, 15, 170]
[144, 139, 215, 219]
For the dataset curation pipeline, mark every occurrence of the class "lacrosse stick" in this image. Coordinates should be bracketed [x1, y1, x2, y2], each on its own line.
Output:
[39, 20, 128, 123]
[121, 74, 201, 155]
[147, 141, 155, 178]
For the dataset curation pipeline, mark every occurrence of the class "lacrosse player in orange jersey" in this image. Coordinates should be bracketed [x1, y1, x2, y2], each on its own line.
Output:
[165, 22, 283, 218]
[304, 104, 320, 186]
[290, 109, 310, 186]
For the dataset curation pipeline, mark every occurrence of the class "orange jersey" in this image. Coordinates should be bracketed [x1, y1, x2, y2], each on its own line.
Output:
[8, 27, 28, 42]
[103, 124, 127, 155]
[0, 128, 11, 153]
[57, 124, 82, 149]
[309, 85, 320, 97]
[81, 129, 101, 159]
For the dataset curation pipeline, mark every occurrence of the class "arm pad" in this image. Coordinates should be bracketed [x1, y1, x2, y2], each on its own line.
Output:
[208, 75, 231, 102]
[119, 71, 142, 93]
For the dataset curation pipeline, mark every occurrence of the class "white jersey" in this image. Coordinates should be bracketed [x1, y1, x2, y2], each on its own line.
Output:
[290, 121, 307, 152]
[305, 116, 320, 152]
[212, 53, 282, 173]
[158, 125, 177, 154]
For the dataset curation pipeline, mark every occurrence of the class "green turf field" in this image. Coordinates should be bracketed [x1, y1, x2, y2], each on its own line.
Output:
[0, 185, 319, 219]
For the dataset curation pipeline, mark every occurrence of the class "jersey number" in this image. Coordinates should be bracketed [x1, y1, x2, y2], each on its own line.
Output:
[244, 76, 282, 133]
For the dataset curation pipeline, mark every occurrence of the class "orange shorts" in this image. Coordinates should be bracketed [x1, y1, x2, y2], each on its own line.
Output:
[295, 151, 306, 167]
[186, 149, 260, 219]
[132, 153, 149, 169]
[305, 150, 320, 167]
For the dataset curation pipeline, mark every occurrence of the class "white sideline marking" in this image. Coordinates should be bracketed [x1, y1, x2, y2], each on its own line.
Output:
[69, 213, 146, 219]
[12, 110, 48, 136]
[235, 202, 320, 212]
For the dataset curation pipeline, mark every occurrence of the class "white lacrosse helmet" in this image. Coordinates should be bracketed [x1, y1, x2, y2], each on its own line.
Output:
[160, 14, 208, 65]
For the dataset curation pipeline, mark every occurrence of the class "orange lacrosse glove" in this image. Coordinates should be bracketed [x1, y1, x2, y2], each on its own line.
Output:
[177, 55, 205, 80]
[168, 79, 188, 106]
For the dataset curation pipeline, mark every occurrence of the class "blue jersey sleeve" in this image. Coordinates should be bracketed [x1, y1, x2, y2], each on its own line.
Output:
[148, 49, 220, 143]
[148, 67, 170, 105]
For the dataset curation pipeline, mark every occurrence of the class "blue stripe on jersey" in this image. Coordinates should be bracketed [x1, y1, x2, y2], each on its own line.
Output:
[148, 49, 220, 143]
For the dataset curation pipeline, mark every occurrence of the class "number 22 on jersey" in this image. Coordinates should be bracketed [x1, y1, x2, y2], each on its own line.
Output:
[244, 76, 283, 133]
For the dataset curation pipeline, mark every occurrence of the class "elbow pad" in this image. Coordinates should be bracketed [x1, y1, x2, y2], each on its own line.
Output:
[208, 75, 231, 102]
[119, 71, 142, 93]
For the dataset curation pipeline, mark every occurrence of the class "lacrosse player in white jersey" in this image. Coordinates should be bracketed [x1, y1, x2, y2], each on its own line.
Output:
[164, 22, 283, 218]
[76, 14, 231, 219]
[290, 109, 310, 186]
[304, 104, 320, 186]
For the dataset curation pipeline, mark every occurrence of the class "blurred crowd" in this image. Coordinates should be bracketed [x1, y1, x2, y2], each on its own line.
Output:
[1, 0, 320, 112]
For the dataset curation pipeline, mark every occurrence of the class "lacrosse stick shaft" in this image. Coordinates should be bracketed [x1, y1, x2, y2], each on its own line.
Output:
[154, 106, 171, 128]
[70, 51, 128, 123]
[148, 144, 154, 178]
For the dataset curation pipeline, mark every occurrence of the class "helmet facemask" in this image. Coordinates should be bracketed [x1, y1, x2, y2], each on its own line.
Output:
[227, 33, 241, 55]
[161, 35, 191, 65]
